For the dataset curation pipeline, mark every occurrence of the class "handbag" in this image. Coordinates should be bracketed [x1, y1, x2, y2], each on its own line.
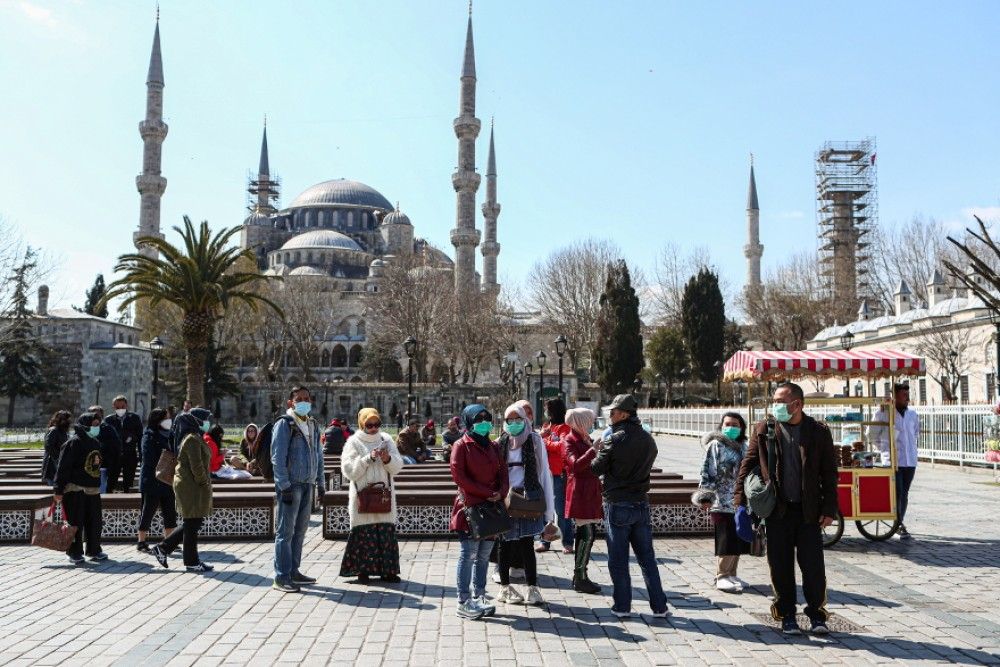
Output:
[32, 501, 77, 552]
[749, 522, 766, 557]
[154, 448, 177, 485]
[505, 486, 546, 519]
[463, 499, 514, 540]
[745, 418, 778, 519]
[357, 481, 392, 514]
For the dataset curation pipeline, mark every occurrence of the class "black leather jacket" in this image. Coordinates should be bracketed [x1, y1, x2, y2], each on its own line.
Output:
[591, 416, 657, 502]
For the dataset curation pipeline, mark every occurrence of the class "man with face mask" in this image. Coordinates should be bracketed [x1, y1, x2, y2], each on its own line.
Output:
[104, 395, 144, 492]
[735, 381, 838, 636]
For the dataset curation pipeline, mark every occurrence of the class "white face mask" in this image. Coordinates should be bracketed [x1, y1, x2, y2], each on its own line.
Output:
[160, 419, 172, 431]
[115, 409, 127, 418]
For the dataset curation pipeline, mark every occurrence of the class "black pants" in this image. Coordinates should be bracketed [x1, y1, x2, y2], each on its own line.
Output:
[765, 503, 828, 622]
[63, 491, 102, 558]
[895, 467, 916, 524]
[159, 517, 203, 566]
[498, 536, 537, 586]
[120, 447, 138, 492]
[138, 486, 178, 532]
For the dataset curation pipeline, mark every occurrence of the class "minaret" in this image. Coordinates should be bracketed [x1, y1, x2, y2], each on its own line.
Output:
[134, 13, 168, 259]
[248, 120, 278, 215]
[743, 157, 763, 291]
[480, 119, 500, 295]
[449, 5, 482, 292]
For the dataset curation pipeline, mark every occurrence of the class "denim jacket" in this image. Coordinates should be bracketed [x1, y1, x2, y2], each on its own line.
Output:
[271, 412, 325, 492]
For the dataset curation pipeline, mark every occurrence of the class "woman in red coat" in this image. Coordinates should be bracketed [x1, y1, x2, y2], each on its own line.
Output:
[563, 407, 603, 594]
[450, 404, 508, 621]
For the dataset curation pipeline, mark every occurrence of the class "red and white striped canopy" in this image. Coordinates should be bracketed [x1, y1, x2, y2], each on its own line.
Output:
[723, 349, 926, 382]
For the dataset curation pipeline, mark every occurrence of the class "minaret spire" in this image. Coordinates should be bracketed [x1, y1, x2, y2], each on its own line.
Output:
[450, 6, 482, 292]
[248, 120, 278, 214]
[481, 118, 501, 295]
[258, 122, 270, 176]
[743, 156, 763, 291]
[134, 13, 168, 261]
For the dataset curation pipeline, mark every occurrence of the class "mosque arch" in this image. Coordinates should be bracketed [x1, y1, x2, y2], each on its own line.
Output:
[331, 345, 347, 367]
[349, 344, 364, 367]
[320, 349, 330, 368]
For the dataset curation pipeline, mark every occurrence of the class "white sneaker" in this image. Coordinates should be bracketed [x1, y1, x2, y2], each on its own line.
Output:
[526, 585, 544, 606]
[473, 595, 496, 617]
[491, 566, 502, 584]
[510, 567, 525, 580]
[497, 585, 524, 604]
[716, 576, 742, 593]
[732, 576, 749, 588]
[456, 600, 485, 620]
[612, 609, 633, 618]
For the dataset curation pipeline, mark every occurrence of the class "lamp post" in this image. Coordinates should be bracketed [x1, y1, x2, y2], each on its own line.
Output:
[679, 367, 689, 405]
[403, 336, 417, 419]
[840, 330, 855, 398]
[95, 377, 102, 406]
[554, 335, 567, 399]
[949, 349, 959, 402]
[524, 362, 533, 402]
[513, 368, 522, 395]
[149, 336, 164, 410]
[655, 373, 663, 407]
[990, 310, 1000, 399]
[536, 351, 547, 421]
[712, 360, 722, 402]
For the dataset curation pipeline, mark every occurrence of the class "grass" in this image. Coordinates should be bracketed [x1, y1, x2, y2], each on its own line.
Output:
[0, 441, 44, 449]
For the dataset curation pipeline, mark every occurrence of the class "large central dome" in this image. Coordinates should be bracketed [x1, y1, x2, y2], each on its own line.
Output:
[289, 179, 393, 210]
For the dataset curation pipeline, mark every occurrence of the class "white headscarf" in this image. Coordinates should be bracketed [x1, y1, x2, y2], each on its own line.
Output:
[565, 408, 595, 439]
[503, 402, 531, 450]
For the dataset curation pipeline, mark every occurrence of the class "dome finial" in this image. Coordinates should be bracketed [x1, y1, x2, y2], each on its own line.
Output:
[749, 151, 754, 166]
[396, 201, 400, 212]
[156, 2, 159, 23]
[469, 0, 473, 17]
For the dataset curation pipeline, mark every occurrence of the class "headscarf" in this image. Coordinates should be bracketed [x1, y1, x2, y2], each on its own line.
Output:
[565, 408, 596, 439]
[513, 399, 533, 425]
[76, 411, 98, 436]
[357, 407, 380, 431]
[503, 402, 531, 450]
[461, 403, 492, 447]
[172, 408, 210, 452]
[243, 423, 258, 442]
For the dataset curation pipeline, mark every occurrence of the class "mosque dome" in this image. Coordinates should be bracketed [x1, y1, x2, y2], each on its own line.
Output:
[288, 266, 327, 277]
[288, 179, 393, 210]
[280, 230, 364, 252]
[383, 206, 411, 226]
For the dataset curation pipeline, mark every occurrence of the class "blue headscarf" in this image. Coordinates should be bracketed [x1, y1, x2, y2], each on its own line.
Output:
[462, 403, 492, 447]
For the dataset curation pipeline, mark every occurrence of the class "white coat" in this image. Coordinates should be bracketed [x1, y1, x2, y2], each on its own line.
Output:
[869, 407, 921, 468]
[341, 430, 404, 528]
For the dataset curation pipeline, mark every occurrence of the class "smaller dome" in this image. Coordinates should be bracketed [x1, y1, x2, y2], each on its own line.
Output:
[280, 230, 363, 252]
[244, 210, 271, 226]
[383, 203, 411, 226]
[288, 266, 326, 277]
[928, 297, 968, 317]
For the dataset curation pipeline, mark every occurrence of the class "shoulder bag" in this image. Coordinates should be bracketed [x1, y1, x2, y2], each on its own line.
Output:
[505, 486, 546, 519]
[357, 480, 392, 513]
[32, 501, 77, 552]
[464, 498, 514, 540]
[744, 418, 778, 519]
[154, 443, 177, 485]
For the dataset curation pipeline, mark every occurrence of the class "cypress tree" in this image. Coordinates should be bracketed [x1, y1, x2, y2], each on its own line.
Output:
[82, 274, 109, 318]
[680, 268, 726, 382]
[0, 250, 51, 426]
[594, 260, 644, 395]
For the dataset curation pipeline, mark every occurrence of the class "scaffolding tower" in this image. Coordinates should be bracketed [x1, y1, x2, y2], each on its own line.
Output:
[247, 169, 281, 214]
[815, 138, 878, 312]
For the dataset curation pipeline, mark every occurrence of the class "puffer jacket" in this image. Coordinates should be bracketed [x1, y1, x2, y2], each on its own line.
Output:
[696, 431, 747, 514]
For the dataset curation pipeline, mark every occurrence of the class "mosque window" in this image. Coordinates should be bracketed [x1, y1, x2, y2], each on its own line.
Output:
[349, 345, 363, 367]
[307, 252, 313, 264]
[294, 251, 301, 263]
[347, 211, 354, 229]
[321, 349, 330, 367]
[331, 345, 347, 367]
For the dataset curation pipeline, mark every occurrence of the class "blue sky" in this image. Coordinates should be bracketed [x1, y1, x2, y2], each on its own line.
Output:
[1, 1, 999, 312]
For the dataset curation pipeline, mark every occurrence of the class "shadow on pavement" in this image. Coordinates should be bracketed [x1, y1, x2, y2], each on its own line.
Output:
[301, 583, 436, 610]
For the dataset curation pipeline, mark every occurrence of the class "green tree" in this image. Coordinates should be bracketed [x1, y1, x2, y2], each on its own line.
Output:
[101, 217, 281, 408]
[593, 260, 644, 396]
[82, 274, 108, 318]
[0, 250, 50, 426]
[681, 268, 726, 382]
[645, 326, 687, 404]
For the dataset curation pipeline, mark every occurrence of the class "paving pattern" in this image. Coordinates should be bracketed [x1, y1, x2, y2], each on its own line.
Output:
[0, 435, 997, 666]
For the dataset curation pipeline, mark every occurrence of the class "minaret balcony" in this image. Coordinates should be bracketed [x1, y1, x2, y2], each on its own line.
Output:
[481, 202, 501, 217]
[138, 120, 168, 140]
[452, 171, 481, 192]
[480, 240, 500, 256]
[453, 116, 481, 139]
[136, 174, 167, 195]
[743, 243, 764, 257]
[450, 228, 481, 247]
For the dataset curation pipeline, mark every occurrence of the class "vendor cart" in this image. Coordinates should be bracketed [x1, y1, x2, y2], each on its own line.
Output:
[723, 349, 926, 547]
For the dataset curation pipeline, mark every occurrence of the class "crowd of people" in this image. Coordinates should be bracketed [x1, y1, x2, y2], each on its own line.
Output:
[40, 379, 922, 634]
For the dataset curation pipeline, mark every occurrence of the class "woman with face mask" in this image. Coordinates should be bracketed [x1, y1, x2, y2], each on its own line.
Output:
[43, 410, 73, 486]
[149, 407, 214, 573]
[693, 411, 751, 593]
[495, 402, 556, 607]
[339, 408, 404, 584]
[136, 408, 179, 553]
[562, 408, 604, 594]
[53, 412, 108, 564]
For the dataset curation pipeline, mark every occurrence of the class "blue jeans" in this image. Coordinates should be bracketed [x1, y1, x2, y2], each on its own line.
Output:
[540, 473, 574, 548]
[456, 535, 494, 603]
[603, 500, 667, 614]
[274, 482, 314, 582]
[402, 455, 417, 465]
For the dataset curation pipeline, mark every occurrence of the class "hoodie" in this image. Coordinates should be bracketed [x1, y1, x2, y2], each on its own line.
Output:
[54, 414, 104, 494]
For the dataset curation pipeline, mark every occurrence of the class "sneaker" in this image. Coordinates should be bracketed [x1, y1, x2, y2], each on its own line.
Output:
[473, 595, 496, 617]
[88, 552, 109, 562]
[733, 576, 750, 588]
[456, 599, 486, 620]
[572, 576, 602, 594]
[782, 616, 802, 635]
[898, 524, 912, 540]
[810, 618, 830, 635]
[716, 576, 742, 593]
[497, 585, 525, 604]
[612, 609, 633, 618]
[185, 562, 213, 573]
[68, 554, 85, 565]
[150, 545, 168, 569]
[291, 572, 317, 584]
[272, 579, 300, 593]
[526, 586, 544, 606]
[136, 541, 149, 553]
[650, 609, 671, 619]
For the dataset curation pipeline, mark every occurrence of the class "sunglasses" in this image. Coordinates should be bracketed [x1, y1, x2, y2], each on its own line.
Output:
[364, 421, 381, 429]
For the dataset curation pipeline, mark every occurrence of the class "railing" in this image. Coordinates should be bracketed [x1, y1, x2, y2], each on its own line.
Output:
[0, 428, 46, 445]
[631, 404, 997, 467]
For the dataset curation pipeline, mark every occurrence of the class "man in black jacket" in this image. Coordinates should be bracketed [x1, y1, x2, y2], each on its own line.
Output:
[104, 395, 144, 492]
[591, 394, 668, 619]
[734, 381, 838, 636]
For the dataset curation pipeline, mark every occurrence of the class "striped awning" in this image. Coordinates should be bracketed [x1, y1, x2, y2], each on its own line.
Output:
[723, 349, 926, 382]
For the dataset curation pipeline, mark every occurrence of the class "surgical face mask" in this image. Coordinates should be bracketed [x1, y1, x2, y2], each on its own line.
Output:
[200, 421, 212, 433]
[160, 419, 172, 431]
[771, 403, 792, 423]
[472, 421, 493, 437]
[115, 409, 127, 418]
[87, 426, 101, 438]
[722, 426, 741, 441]
[642, 422, 652, 433]
[504, 420, 526, 436]
[293, 401, 312, 417]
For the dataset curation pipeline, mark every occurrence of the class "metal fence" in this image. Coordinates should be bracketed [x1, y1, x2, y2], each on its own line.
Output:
[633, 405, 997, 467]
[0, 428, 46, 445]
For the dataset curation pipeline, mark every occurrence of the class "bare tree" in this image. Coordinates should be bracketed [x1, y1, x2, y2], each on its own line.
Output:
[275, 279, 340, 381]
[653, 242, 733, 325]
[867, 216, 962, 312]
[911, 323, 981, 401]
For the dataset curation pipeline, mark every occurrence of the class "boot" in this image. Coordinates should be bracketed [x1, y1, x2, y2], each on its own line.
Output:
[572, 526, 602, 594]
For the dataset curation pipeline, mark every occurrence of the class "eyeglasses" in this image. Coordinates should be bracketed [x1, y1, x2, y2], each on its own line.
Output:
[364, 421, 381, 429]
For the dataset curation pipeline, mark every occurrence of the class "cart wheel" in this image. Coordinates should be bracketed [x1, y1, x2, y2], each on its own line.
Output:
[822, 509, 844, 548]
[855, 517, 900, 541]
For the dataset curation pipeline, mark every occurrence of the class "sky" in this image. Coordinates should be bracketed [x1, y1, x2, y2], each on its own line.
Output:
[1, 0, 999, 313]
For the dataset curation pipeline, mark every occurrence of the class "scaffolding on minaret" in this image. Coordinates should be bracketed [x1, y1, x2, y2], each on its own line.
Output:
[815, 138, 878, 314]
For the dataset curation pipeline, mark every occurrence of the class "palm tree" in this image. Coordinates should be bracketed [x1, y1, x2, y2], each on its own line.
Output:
[101, 217, 281, 408]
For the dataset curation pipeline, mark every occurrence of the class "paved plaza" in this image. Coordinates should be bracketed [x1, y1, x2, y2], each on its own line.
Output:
[0, 435, 998, 666]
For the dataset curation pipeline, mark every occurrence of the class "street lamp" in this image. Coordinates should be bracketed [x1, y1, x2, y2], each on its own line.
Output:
[949, 349, 959, 402]
[524, 362, 533, 402]
[536, 351, 547, 419]
[554, 335, 567, 399]
[840, 330, 855, 351]
[403, 336, 417, 418]
[149, 336, 164, 410]
[678, 367, 690, 405]
[95, 377, 102, 406]
[655, 373, 663, 407]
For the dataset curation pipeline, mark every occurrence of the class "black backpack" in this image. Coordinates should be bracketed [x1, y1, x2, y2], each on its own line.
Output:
[250, 415, 294, 482]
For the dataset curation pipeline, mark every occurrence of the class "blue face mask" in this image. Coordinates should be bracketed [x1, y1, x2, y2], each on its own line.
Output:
[771, 403, 792, 423]
[87, 426, 101, 439]
[472, 421, 493, 437]
[504, 420, 526, 436]
[200, 420, 213, 433]
[293, 401, 312, 417]
[722, 426, 742, 441]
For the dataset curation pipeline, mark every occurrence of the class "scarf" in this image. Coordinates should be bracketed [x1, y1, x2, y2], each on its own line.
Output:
[461, 403, 492, 448]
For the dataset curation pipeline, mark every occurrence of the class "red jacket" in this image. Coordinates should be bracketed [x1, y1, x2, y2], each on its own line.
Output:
[563, 430, 603, 520]
[543, 423, 571, 475]
[204, 434, 225, 473]
[449, 433, 508, 532]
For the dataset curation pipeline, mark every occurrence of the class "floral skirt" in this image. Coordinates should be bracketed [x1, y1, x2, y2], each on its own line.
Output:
[339, 523, 400, 577]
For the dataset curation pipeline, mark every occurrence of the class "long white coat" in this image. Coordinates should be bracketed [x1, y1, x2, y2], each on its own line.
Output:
[341, 430, 404, 528]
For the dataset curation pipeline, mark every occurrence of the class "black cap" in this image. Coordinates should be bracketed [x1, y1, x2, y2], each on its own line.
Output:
[609, 394, 638, 413]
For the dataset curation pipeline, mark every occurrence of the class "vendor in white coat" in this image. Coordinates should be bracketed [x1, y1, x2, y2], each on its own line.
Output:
[339, 407, 405, 582]
[868, 382, 920, 540]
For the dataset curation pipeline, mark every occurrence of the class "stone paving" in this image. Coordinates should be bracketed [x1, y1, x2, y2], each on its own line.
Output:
[0, 435, 998, 666]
